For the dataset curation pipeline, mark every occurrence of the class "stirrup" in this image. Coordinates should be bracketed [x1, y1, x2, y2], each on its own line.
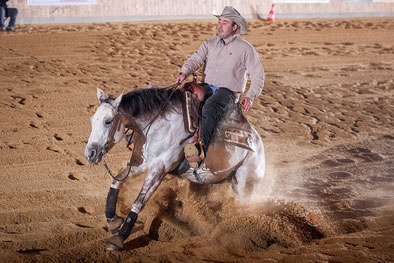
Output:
[184, 142, 204, 168]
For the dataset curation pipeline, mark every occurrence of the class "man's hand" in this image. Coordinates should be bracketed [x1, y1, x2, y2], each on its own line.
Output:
[176, 73, 187, 84]
[241, 97, 252, 112]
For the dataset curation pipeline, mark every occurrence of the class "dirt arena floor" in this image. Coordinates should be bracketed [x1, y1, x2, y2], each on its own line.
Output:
[0, 17, 393, 262]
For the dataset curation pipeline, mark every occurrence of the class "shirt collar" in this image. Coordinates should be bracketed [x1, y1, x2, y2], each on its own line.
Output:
[220, 34, 238, 45]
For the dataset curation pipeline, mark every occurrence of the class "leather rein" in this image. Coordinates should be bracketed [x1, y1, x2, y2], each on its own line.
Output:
[102, 83, 180, 181]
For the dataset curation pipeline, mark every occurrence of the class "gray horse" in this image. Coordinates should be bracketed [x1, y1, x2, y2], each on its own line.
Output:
[84, 87, 265, 250]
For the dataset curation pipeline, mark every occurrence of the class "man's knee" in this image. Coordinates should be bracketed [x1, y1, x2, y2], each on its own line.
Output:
[202, 99, 219, 121]
[203, 100, 216, 112]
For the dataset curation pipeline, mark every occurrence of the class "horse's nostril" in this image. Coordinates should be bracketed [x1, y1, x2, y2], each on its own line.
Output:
[89, 150, 96, 161]
[85, 143, 102, 163]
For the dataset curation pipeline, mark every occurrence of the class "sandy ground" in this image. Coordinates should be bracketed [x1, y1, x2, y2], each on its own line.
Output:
[0, 17, 393, 262]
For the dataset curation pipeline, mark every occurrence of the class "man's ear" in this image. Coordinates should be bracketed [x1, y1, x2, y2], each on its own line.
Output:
[232, 23, 238, 33]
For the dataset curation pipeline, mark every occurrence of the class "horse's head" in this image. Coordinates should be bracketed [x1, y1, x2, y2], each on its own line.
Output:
[84, 88, 124, 164]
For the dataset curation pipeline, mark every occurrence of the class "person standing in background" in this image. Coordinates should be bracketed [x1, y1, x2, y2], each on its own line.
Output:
[0, 0, 18, 32]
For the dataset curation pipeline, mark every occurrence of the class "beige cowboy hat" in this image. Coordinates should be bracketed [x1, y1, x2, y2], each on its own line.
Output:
[214, 6, 248, 34]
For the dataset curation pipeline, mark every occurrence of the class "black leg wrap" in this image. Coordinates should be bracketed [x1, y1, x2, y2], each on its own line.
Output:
[118, 211, 138, 241]
[105, 188, 119, 220]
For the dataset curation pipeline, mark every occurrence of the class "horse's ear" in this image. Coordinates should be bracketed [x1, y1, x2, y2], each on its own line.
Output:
[113, 93, 123, 109]
[97, 88, 105, 103]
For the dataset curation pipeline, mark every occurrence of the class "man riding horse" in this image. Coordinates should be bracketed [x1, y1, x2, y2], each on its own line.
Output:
[84, 6, 266, 251]
[176, 6, 265, 168]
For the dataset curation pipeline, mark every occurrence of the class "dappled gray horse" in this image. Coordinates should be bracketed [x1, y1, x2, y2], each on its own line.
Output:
[84, 87, 265, 250]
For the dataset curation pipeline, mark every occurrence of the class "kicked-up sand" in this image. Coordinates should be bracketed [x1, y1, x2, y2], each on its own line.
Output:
[0, 17, 393, 262]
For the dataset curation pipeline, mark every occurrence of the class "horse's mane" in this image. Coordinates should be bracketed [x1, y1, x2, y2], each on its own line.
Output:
[119, 87, 183, 118]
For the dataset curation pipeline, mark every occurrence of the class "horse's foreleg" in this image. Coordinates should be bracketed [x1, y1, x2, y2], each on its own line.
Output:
[105, 161, 147, 234]
[106, 179, 124, 234]
[106, 167, 166, 251]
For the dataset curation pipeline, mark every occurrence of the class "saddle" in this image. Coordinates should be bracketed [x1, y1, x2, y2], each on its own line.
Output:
[180, 77, 255, 153]
[180, 79, 206, 134]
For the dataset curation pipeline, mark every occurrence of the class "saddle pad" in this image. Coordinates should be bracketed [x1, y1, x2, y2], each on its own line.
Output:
[222, 128, 255, 151]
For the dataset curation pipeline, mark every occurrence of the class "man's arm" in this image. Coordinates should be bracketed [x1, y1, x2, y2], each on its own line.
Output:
[243, 46, 264, 111]
[176, 41, 209, 83]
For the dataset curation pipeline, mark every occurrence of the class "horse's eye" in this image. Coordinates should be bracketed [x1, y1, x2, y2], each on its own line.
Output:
[104, 119, 113, 126]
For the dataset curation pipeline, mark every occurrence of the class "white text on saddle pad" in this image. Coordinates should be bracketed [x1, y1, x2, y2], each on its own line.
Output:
[223, 128, 255, 151]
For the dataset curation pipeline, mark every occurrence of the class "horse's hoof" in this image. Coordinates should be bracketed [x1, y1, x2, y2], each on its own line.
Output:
[107, 215, 124, 234]
[106, 235, 124, 251]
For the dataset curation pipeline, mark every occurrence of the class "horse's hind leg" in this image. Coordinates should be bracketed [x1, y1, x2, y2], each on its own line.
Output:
[231, 145, 265, 201]
[105, 179, 124, 234]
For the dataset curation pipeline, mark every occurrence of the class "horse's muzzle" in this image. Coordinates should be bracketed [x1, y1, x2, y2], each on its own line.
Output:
[84, 143, 104, 164]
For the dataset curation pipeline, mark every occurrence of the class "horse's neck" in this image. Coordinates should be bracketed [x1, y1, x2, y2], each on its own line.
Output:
[143, 111, 186, 141]
[119, 111, 142, 134]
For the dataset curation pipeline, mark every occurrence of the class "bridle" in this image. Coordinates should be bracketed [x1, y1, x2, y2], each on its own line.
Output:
[102, 83, 180, 181]
[105, 111, 121, 152]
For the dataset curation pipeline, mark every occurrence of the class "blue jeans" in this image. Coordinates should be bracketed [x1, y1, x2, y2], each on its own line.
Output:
[0, 7, 18, 29]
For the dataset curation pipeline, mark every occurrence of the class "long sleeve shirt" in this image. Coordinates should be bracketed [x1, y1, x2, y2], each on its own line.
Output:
[181, 35, 264, 101]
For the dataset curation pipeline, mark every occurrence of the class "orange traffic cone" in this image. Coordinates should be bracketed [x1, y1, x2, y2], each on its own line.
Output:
[267, 4, 275, 21]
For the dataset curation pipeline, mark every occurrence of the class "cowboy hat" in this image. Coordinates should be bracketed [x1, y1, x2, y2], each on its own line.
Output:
[214, 6, 248, 34]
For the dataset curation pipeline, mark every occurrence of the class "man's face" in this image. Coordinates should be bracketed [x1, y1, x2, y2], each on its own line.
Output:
[217, 16, 237, 39]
